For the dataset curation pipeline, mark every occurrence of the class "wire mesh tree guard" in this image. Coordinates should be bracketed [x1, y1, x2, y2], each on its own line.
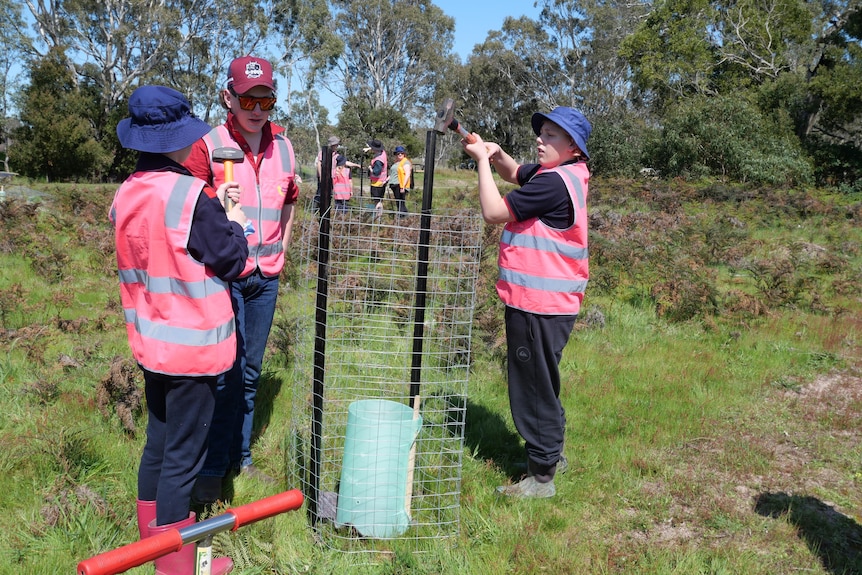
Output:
[288, 139, 482, 552]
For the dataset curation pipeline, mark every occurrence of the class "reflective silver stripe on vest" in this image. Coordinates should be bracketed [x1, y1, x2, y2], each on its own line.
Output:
[208, 128, 226, 149]
[123, 308, 235, 346]
[555, 165, 586, 209]
[499, 268, 589, 293]
[259, 206, 283, 222]
[165, 178, 196, 229]
[249, 242, 283, 259]
[118, 268, 227, 298]
[274, 135, 294, 173]
[500, 229, 588, 261]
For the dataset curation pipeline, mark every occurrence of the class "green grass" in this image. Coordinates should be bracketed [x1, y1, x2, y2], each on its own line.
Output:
[1, 176, 861, 574]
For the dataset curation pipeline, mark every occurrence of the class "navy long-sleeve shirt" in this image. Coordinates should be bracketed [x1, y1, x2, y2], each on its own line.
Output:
[133, 153, 248, 282]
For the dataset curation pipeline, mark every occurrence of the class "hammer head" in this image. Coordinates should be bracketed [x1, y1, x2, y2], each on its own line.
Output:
[212, 147, 244, 164]
[434, 98, 456, 134]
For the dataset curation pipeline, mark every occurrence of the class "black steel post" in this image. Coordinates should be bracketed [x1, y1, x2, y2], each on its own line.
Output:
[409, 130, 438, 405]
[309, 145, 333, 526]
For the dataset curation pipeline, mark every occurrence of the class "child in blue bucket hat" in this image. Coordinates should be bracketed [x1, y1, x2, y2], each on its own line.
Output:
[461, 106, 591, 498]
[111, 85, 250, 574]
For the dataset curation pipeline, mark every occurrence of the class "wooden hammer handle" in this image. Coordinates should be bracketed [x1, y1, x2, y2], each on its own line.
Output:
[224, 160, 234, 210]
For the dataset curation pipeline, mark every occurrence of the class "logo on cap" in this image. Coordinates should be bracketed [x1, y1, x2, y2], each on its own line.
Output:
[245, 61, 264, 80]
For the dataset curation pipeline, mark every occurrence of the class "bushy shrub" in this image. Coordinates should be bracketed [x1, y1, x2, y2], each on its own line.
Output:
[647, 95, 813, 185]
[806, 138, 862, 193]
[588, 109, 657, 178]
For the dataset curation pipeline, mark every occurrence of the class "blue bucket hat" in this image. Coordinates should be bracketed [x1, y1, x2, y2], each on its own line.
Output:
[394, 145, 406, 154]
[116, 86, 211, 153]
[531, 107, 591, 160]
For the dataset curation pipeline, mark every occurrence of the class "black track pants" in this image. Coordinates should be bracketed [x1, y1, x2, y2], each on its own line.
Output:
[505, 306, 576, 472]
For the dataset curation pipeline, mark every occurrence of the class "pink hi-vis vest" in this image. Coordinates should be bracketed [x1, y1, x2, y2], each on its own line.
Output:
[333, 168, 352, 200]
[203, 125, 295, 278]
[497, 162, 590, 315]
[370, 151, 388, 186]
[110, 172, 236, 376]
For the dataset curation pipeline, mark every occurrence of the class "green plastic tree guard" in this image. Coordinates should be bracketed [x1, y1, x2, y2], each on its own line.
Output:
[335, 399, 423, 538]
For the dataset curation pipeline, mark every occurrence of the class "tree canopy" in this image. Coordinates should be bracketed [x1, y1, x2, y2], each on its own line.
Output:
[2, 0, 860, 188]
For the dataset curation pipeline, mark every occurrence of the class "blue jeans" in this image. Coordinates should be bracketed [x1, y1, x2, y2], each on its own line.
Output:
[199, 271, 280, 477]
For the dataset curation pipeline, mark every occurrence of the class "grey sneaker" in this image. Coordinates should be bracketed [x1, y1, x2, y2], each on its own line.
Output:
[240, 464, 277, 484]
[496, 476, 556, 498]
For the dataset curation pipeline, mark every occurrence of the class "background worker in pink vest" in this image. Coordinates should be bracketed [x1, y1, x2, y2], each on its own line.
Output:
[461, 107, 591, 499]
[112, 85, 249, 574]
[314, 136, 359, 212]
[332, 154, 353, 212]
[184, 55, 299, 502]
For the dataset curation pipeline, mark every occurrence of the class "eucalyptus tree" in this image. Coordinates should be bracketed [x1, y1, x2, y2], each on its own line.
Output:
[273, 0, 343, 149]
[451, 26, 543, 163]
[451, 0, 650, 170]
[0, 0, 29, 171]
[154, 0, 274, 125]
[21, 0, 271, 126]
[326, 0, 455, 121]
[15, 0, 273, 179]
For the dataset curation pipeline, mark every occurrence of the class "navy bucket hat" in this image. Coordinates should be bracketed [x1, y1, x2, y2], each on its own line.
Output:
[365, 139, 384, 153]
[531, 107, 591, 160]
[116, 86, 211, 153]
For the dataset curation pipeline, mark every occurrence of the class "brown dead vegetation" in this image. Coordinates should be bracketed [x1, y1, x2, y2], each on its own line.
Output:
[96, 356, 143, 435]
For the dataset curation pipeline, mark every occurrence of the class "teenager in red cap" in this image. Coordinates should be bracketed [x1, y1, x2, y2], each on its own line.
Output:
[461, 106, 591, 498]
[184, 56, 299, 502]
[112, 84, 248, 573]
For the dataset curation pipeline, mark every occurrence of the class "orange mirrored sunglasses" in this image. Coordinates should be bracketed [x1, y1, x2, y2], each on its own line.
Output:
[229, 87, 277, 111]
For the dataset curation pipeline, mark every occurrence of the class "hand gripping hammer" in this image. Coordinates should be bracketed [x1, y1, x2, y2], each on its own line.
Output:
[212, 147, 244, 209]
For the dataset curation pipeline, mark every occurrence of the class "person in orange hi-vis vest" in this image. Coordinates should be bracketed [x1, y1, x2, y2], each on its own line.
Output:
[112, 85, 249, 574]
[461, 107, 591, 499]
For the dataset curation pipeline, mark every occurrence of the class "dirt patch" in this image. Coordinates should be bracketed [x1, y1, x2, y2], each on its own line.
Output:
[614, 367, 862, 552]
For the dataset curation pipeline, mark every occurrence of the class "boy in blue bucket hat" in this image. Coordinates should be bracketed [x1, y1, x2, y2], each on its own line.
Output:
[111, 85, 250, 574]
[461, 106, 591, 498]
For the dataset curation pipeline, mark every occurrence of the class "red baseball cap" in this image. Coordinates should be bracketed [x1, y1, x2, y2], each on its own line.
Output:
[227, 56, 275, 94]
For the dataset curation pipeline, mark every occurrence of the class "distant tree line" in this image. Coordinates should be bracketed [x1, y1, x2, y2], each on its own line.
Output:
[0, 0, 859, 190]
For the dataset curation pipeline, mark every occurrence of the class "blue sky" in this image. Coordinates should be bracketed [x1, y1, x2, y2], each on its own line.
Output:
[435, 0, 542, 59]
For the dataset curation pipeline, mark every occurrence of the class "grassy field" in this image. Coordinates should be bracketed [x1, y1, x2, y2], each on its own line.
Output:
[1, 172, 861, 574]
